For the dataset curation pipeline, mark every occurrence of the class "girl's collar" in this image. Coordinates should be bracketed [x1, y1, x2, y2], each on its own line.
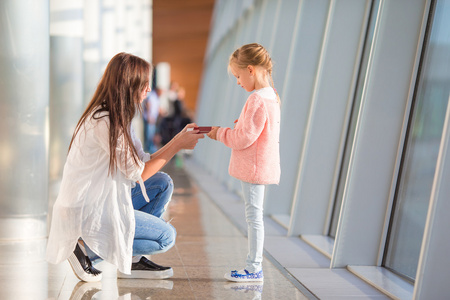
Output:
[254, 86, 272, 92]
[253, 87, 276, 100]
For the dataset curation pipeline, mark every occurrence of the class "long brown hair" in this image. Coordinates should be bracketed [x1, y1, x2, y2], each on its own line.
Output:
[69, 52, 151, 175]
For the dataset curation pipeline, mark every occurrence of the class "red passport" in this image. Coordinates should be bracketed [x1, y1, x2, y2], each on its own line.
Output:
[194, 126, 212, 133]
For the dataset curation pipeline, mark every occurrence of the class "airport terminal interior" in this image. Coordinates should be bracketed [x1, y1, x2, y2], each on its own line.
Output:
[1, 0, 450, 299]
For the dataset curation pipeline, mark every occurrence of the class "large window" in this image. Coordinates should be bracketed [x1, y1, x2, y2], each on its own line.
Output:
[384, 0, 450, 281]
[329, 0, 380, 238]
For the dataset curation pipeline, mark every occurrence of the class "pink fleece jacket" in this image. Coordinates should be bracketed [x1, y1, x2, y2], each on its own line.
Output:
[216, 88, 280, 185]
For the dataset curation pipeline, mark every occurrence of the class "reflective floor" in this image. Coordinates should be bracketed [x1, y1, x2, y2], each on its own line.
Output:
[0, 158, 308, 300]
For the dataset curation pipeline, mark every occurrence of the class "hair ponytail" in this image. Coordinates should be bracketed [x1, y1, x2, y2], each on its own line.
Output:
[269, 73, 281, 105]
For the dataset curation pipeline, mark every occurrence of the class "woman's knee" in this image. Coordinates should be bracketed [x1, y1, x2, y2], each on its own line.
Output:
[159, 224, 177, 252]
[144, 172, 173, 193]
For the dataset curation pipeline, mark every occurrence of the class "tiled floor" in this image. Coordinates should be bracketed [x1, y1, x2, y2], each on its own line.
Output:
[184, 158, 393, 300]
[0, 159, 308, 300]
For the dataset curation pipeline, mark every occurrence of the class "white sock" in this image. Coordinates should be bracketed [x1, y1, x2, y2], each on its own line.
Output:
[132, 255, 143, 263]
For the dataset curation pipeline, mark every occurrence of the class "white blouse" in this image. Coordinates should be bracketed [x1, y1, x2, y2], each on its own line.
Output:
[46, 110, 149, 274]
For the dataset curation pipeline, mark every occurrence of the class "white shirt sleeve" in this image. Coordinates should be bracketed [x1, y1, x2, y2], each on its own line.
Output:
[130, 125, 151, 162]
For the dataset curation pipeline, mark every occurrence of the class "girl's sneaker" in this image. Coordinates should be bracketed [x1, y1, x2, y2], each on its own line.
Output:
[224, 269, 264, 282]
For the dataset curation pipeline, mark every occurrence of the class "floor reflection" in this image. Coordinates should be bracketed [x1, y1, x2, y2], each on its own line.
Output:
[224, 282, 264, 300]
[117, 279, 173, 300]
[0, 238, 48, 300]
[0, 160, 308, 299]
[68, 282, 102, 300]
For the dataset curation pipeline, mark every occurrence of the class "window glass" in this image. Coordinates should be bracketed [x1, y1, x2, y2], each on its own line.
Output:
[329, 0, 380, 237]
[384, 0, 450, 281]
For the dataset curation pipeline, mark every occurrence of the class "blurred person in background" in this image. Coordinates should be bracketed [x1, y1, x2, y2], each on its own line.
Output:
[143, 87, 162, 153]
[159, 86, 192, 146]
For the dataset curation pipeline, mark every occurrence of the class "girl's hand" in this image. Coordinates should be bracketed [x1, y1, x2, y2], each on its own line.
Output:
[207, 127, 220, 140]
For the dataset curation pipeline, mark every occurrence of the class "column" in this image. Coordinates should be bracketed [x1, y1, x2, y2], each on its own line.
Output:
[0, 0, 50, 240]
[49, 0, 85, 209]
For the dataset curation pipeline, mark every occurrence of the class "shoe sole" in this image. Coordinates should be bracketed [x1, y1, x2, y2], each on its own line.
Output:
[68, 253, 102, 282]
[224, 273, 264, 282]
[117, 268, 173, 279]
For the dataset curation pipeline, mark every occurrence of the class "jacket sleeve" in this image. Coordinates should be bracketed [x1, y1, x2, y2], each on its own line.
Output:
[216, 95, 267, 150]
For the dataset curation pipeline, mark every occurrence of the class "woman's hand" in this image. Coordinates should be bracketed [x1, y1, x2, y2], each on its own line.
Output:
[141, 123, 204, 181]
[175, 123, 205, 149]
[207, 126, 220, 140]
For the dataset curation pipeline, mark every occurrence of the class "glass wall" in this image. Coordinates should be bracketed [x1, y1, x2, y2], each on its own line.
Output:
[384, 0, 450, 281]
[329, 0, 380, 238]
[265, 0, 329, 224]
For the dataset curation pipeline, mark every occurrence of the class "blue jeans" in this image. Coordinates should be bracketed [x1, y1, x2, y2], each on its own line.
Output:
[241, 181, 265, 273]
[87, 172, 176, 262]
[131, 172, 176, 255]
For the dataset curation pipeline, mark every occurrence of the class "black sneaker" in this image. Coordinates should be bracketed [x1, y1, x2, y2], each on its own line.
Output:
[117, 256, 173, 279]
[67, 243, 102, 282]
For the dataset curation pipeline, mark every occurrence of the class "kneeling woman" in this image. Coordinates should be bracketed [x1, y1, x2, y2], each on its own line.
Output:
[46, 52, 204, 282]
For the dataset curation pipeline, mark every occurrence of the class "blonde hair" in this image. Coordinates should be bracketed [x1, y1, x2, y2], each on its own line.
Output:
[229, 43, 280, 103]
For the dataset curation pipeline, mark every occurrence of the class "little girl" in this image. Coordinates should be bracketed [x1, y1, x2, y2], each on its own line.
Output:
[207, 43, 281, 282]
